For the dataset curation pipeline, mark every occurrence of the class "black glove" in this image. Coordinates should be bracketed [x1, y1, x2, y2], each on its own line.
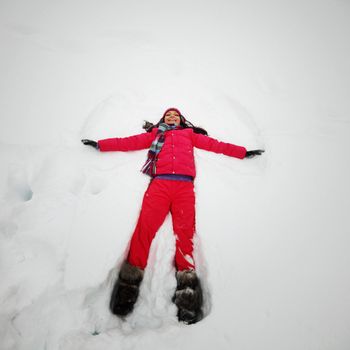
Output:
[81, 139, 99, 149]
[245, 149, 265, 158]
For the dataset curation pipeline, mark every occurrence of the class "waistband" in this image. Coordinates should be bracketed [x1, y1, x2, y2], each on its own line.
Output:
[153, 174, 194, 182]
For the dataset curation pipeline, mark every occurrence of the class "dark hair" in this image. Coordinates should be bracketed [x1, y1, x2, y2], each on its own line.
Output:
[142, 115, 208, 136]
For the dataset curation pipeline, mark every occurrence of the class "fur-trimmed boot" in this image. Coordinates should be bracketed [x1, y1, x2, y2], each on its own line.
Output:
[109, 261, 144, 317]
[173, 269, 204, 324]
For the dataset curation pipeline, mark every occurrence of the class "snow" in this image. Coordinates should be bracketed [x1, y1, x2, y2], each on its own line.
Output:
[1, 0, 350, 349]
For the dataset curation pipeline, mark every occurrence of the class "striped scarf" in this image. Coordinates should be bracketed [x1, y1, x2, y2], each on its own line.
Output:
[141, 123, 179, 176]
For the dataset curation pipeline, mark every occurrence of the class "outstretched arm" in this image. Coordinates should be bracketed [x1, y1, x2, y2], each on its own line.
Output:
[81, 130, 156, 152]
[192, 132, 247, 159]
[192, 132, 264, 159]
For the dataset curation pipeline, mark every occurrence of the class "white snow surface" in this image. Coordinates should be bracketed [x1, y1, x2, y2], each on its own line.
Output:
[1, 0, 350, 349]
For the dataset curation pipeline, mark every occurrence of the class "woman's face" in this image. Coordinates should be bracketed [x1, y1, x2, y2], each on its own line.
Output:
[164, 110, 181, 125]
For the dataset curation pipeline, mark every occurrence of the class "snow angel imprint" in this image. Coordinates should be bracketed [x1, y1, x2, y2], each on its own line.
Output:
[81, 107, 264, 324]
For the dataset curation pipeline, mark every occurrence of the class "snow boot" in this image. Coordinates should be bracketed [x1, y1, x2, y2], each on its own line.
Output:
[109, 261, 144, 317]
[173, 269, 204, 324]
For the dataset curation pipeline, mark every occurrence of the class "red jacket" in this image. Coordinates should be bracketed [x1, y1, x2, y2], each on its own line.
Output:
[98, 128, 246, 178]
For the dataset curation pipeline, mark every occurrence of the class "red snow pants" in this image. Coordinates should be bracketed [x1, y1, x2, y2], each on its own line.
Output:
[127, 179, 196, 271]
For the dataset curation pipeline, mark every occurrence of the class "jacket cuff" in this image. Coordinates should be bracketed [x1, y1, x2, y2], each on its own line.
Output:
[240, 147, 247, 159]
[97, 139, 113, 152]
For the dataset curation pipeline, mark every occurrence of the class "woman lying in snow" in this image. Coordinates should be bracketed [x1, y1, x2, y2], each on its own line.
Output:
[82, 108, 264, 324]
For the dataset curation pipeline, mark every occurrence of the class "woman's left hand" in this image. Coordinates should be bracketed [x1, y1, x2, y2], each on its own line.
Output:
[245, 150, 265, 158]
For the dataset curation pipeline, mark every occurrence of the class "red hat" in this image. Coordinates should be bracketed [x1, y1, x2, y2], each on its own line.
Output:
[162, 108, 182, 118]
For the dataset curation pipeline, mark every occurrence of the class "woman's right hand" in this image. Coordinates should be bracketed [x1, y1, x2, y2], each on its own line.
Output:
[81, 139, 99, 149]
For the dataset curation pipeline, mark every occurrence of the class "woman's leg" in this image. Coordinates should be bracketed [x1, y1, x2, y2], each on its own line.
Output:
[171, 181, 203, 324]
[170, 181, 196, 271]
[128, 179, 171, 269]
[111, 180, 171, 317]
